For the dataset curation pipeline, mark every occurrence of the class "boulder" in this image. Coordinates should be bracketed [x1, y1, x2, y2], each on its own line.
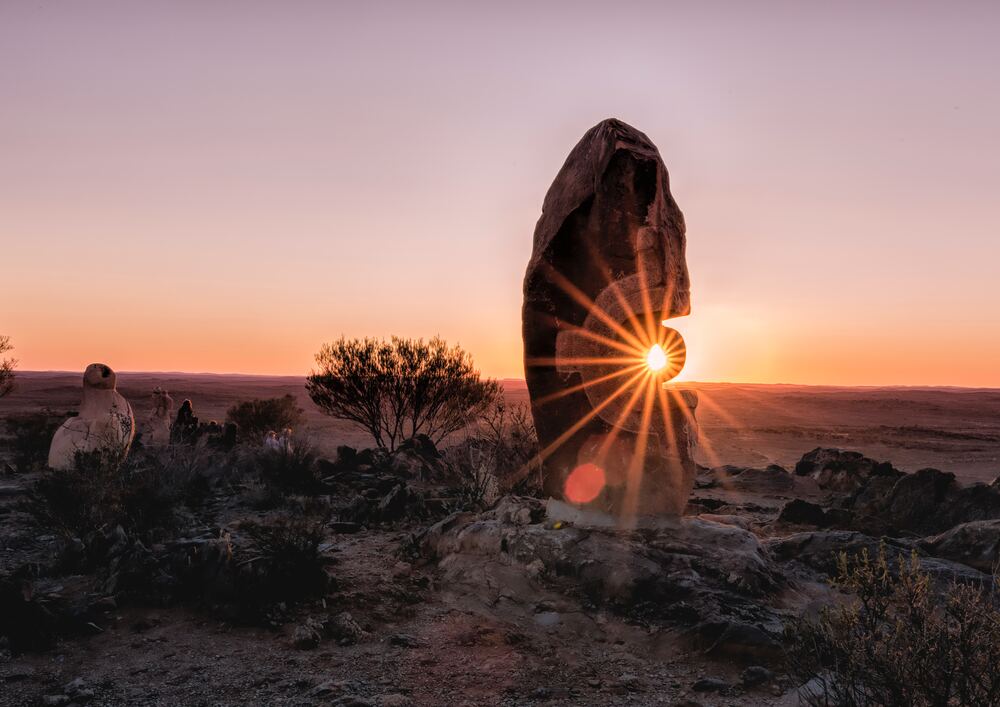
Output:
[794, 448, 900, 492]
[777, 500, 852, 528]
[766, 530, 989, 585]
[847, 468, 1000, 536]
[918, 520, 1000, 573]
[715, 465, 795, 494]
[421, 496, 784, 647]
[522, 118, 696, 516]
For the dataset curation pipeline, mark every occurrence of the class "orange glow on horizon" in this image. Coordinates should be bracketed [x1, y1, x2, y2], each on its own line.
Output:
[3, 3, 998, 388]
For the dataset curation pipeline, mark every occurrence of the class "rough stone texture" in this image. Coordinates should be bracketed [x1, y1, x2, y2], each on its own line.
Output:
[522, 118, 695, 516]
[47, 364, 135, 470]
[918, 520, 1000, 573]
[421, 497, 787, 661]
[765, 530, 990, 585]
[794, 448, 901, 492]
[707, 464, 795, 494]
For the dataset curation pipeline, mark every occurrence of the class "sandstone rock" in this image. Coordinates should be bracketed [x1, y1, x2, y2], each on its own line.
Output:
[794, 448, 900, 492]
[48, 364, 135, 470]
[778, 500, 853, 528]
[718, 464, 795, 494]
[856, 468, 1000, 535]
[766, 531, 908, 575]
[690, 618, 783, 662]
[327, 611, 365, 645]
[292, 618, 324, 649]
[522, 118, 696, 516]
[766, 530, 989, 584]
[422, 496, 783, 645]
[918, 519, 1000, 572]
[742, 665, 776, 688]
[692, 677, 730, 693]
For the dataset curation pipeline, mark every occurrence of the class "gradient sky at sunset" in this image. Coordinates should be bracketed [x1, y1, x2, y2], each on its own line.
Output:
[2, 1, 998, 386]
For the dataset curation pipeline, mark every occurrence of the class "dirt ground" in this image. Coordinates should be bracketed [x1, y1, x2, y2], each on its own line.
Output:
[3, 373, 1000, 705]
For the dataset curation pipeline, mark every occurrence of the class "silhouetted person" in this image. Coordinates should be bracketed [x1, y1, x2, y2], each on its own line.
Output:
[172, 399, 199, 444]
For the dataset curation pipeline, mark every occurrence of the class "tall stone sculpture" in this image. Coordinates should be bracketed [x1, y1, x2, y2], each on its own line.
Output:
[523, 118, 697, 518]
[48, 363, 136, 470]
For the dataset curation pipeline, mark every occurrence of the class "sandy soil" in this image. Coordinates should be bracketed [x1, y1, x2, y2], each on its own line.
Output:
[3, 372, 999, 706]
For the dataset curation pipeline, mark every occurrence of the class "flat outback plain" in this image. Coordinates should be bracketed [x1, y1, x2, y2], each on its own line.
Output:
[6, 372, 999, 483]
[4, 372, 1000, 706]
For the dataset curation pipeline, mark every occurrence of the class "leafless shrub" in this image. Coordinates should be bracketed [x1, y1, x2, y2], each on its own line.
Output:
[787, 543, 1000, 706]
[445, 399, 542, 507]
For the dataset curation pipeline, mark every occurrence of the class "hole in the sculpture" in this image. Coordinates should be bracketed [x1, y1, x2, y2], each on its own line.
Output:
[646, 344, 668, 372]
[565, 462, 606, 504]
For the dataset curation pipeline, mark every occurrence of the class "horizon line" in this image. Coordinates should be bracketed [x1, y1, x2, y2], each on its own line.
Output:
[12, 370, 1000, 393]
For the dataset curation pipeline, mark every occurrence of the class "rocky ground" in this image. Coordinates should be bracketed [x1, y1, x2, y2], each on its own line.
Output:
[3, 437, 1000, 706]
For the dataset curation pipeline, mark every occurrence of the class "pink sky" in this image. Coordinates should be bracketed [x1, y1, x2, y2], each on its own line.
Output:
[2, 1, 998, 386]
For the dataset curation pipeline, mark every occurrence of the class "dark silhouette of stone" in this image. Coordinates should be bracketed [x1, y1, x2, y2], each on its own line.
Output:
[522, 118, 696, 516]
[919, 520, 1000, 572]
[778, 499, 850, 528]
[794, 447, 901, 492]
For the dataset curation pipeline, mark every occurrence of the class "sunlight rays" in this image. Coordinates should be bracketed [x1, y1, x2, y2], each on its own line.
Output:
[524, 251, 750, 515]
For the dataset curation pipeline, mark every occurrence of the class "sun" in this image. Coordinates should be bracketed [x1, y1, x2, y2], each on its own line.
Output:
[646, 343, 668, 372]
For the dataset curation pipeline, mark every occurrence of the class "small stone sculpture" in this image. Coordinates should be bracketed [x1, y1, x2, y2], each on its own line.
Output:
[48, 363, 135, 470]
[145, 386, 173, 446]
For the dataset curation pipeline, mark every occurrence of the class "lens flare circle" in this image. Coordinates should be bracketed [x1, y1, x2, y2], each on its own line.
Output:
[564, 462, 606, 504]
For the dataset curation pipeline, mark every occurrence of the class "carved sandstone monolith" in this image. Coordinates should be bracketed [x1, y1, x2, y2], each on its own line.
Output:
[523, 118, 697, 518]
[48, 363, 136, 470]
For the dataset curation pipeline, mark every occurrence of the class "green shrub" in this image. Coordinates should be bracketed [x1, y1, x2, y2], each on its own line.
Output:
[235, 518, 330, 614]
[0, 335, 15, 398]
[225, 394, 304, 444]
[26, 445, 207, 544]
[787, 544, 1000, 706]
[307, 336, 502, 451]
[248, 438, 321, 493]
[4, 410, 64, 472]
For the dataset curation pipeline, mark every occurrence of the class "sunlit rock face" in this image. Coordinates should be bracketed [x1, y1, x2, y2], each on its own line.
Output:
[48, 363, 135, 470]
[523, 118, 697, 517]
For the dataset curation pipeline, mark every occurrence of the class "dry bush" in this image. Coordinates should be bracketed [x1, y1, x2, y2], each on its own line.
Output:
[307, 336, 502, 451]
[245, 438, 321, 493]
[4, 409, 64, 472]
[0, 335, 16, 398]
[234, 518, 330, 614]
[445, 399, 542, 507]
[787, 544, 1000, 706]
[225, 394, 304, 444]
[27, 445, 209, 545]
